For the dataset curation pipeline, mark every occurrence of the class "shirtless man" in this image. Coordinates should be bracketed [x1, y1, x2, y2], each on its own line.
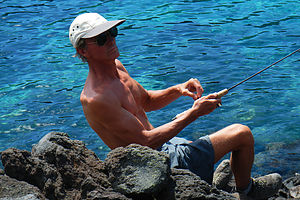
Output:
[69, 13, 282, 199]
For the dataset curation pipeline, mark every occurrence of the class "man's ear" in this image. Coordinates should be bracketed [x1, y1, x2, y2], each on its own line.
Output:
[76, 47, 87, 57]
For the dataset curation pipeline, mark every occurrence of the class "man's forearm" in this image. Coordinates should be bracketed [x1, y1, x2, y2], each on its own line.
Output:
[142, 94, 220, 149]
[143, 107, 198, 149]
[144, 85, 182, 112]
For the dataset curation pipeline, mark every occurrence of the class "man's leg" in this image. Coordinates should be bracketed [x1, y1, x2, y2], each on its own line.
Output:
[209, 124, 254, 190]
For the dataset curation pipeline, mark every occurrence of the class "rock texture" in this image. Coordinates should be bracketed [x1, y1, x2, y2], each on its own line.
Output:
[1, 132, 127, 200]
[273, 173, 300, 199]
[105, 144, 171, 198]
[213, 159, 235, 192]
[171, 168, 236, 200]
[0, 132, 299, 200]
[0, 175, 46, 200]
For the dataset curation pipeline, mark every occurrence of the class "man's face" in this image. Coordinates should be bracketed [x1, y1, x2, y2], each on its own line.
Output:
[84, 27, 120, 62]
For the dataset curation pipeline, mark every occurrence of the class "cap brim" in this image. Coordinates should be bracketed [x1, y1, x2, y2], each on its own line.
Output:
[82, 20, 125, 39]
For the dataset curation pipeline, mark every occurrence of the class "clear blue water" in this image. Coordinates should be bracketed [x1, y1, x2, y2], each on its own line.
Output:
[0, 0, 299, 178]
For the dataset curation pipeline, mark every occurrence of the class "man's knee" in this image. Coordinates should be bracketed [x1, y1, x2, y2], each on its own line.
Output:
[231, 124, 254, 146]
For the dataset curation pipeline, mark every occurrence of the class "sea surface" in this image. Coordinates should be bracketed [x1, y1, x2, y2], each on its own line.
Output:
[0, 0, 299, 178]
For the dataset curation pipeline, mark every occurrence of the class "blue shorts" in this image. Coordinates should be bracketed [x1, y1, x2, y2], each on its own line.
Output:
[158, 136, 215, 184]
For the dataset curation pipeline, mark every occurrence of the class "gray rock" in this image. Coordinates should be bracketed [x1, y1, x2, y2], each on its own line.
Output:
[0, 175, 46, 200]
[1, 132, 110, 200]
[1, 131, 298, 200]
[171, 168, 237, 200]
[213, 159, 235, 192]
[85, 190, 131, 200]
[283, 173, 300, 189]
[32, 132, 109, 188]
[105, 144, 171, 198]
[290, 185, 300, 198]
[0, 194, 41, 200]
[1, 148, 64, 199]
[274, 173, 300, 199]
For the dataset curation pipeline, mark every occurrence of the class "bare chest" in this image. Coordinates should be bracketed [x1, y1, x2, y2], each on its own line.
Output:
[117, 81, 144, 117]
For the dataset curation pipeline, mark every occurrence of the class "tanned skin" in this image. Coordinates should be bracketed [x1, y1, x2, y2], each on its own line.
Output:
[77, 31, 254, 190]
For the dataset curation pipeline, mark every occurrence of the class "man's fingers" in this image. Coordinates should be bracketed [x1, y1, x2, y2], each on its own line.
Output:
[196, 85, 204, 98]
[183, 89, 197, 99]
[202, 96, 222, 108]
[180, 78, 204, 100]
[188, 78, 203, 99]
[206, 93, 219, 99]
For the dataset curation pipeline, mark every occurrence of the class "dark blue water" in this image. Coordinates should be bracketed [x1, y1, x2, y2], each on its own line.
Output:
[0, 0, 299, 178]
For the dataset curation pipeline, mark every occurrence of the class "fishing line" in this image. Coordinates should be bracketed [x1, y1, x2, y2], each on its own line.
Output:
[173, 48, 299, 120]
[216, 48, 300, 98]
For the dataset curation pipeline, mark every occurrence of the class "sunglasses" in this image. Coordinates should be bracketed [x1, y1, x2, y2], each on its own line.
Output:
[87, 27, 118, 46]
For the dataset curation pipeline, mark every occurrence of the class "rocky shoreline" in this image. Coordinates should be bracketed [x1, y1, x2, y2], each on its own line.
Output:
[0, 132, 299, 200]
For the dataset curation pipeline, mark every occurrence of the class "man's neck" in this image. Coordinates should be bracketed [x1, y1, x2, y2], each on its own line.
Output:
[88, 59, 119, 81]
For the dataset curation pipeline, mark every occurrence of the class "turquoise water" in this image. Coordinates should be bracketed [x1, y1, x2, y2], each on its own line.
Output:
[0, 0, 299, 178]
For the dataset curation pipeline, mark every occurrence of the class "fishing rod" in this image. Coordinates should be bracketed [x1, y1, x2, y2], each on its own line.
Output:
[216, 48, 300, 99]
[173, 48, 299, 120]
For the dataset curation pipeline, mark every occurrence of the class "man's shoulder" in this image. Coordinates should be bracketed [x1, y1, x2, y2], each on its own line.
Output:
[81, 90, 121, 121]
[115, 59, 128, 73]
[81, 87, 117, 107]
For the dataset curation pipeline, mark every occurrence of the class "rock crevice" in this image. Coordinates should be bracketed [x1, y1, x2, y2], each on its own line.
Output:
[0, 132, 299, 200]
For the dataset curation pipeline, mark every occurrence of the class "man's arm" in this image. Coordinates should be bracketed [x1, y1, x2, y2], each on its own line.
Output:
[116, 59, 203, 112]
[90, 93, 220, 149]
[143, 78, 204, 112]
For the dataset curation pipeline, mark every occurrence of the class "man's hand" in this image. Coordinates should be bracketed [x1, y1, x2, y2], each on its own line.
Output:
[192, 93, 221, 116]
[179, 78, 204, 100]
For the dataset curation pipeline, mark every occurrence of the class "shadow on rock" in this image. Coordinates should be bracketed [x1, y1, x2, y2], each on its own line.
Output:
[1, 132, 299, 200]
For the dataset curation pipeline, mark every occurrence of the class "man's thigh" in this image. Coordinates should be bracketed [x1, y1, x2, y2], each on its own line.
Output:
[209, 124, 252, 163]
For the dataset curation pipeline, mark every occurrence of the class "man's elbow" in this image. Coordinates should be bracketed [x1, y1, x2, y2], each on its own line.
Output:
[138, 131, 160, 149]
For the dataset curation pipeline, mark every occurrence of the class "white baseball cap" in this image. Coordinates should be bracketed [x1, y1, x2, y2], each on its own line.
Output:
[69, 13, 125, 48]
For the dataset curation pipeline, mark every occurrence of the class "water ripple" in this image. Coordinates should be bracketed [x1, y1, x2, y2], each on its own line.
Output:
[1, 10, 40, 17]
[254, 15, 300, 28]
[0, 0, 299, 178]
[238, 31, 268, 41]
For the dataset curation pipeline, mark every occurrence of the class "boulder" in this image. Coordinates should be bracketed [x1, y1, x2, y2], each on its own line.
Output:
[105, 144, 171, 198]
[31, 132, 110, 189]
[276, 173, 300, 199]
[290, 185, 300, 199]
[213, 159, 235, 192]
[1, 148, 63, 199]
[1, 132, 113, 200]
[0, 131, 298, 200]
[0, 174, 46, 200]
[171, 168, 236, 200]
